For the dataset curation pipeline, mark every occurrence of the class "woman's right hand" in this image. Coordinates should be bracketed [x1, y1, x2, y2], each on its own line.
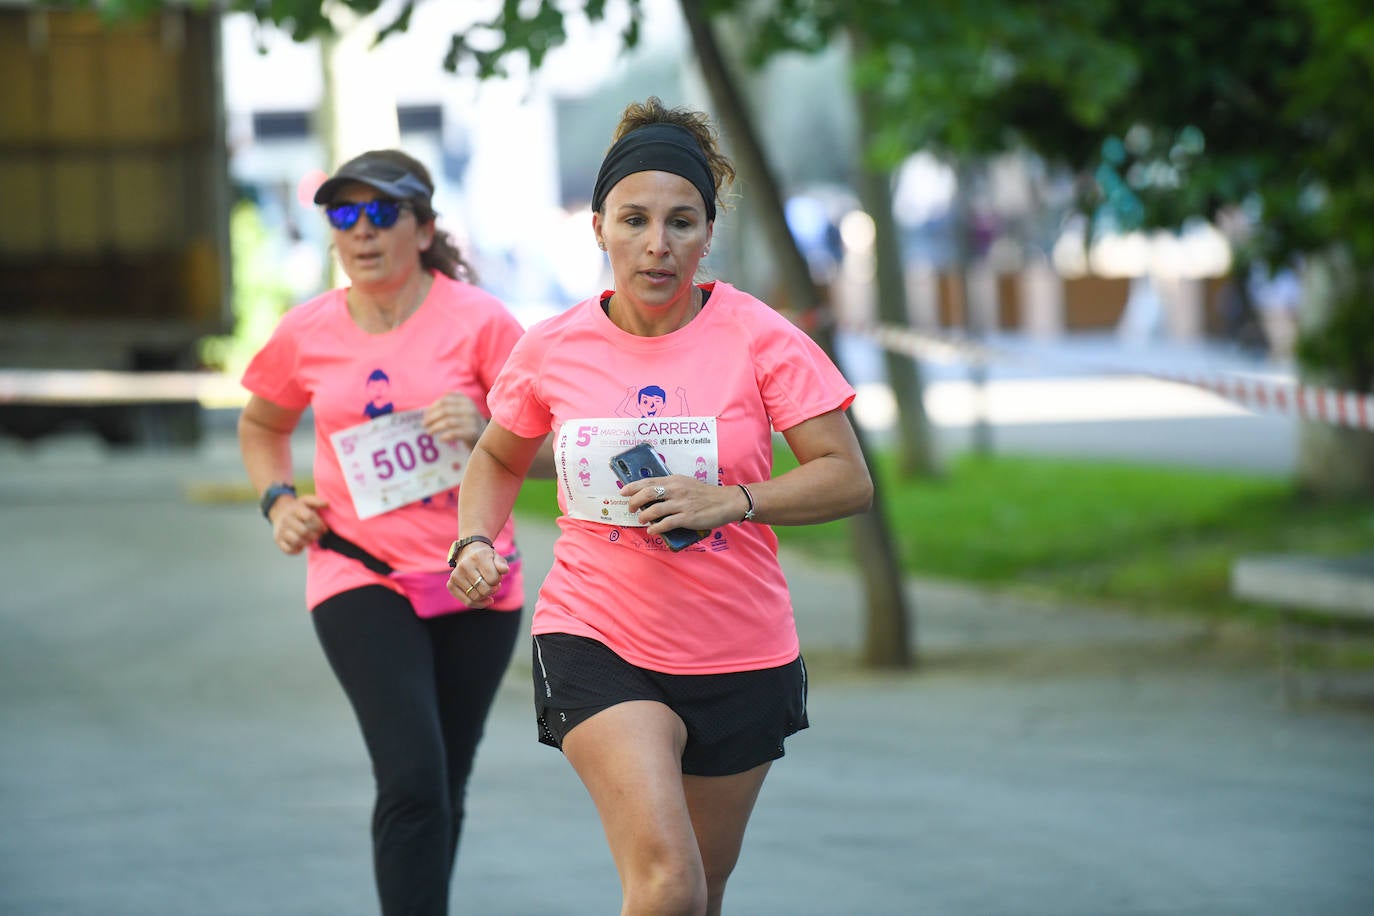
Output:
[268, 494, 330, 555]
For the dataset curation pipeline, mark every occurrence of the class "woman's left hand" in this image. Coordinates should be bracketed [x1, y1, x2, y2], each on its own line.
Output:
[447, 542, 509, 607]
[422, 392, 488, 447]
[623, 474, 749, 535]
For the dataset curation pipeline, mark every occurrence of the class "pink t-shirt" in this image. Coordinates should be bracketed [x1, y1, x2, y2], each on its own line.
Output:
[489, 281, 855, 674]
[242, 271, 525, 612]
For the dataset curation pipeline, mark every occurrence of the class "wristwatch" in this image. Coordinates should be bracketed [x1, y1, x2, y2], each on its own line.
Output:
[259, 482, 297, 520]
[448, 535, 494, 567]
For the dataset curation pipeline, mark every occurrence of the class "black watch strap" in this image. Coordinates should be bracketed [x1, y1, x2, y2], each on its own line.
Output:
[448, 535, 494, 567]
[259, 482, 297, 520]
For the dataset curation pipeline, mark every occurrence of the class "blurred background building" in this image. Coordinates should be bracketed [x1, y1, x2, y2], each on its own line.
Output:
[218, 0, 1275, 352]
[3, 0, 1301, 447]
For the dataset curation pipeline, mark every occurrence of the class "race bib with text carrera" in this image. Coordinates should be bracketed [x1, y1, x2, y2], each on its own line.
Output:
[556, 416, 719, 526]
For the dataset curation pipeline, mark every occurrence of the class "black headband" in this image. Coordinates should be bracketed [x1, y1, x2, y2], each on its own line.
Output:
[591, 123, 716, 222]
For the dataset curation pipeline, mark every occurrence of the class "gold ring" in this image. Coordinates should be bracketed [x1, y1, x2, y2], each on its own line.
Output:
[464, 581, 480, 595]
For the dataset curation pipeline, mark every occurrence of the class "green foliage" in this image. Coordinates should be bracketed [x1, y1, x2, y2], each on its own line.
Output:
[1296, 292, 1374, 392]
[437, 0, 641, 78]
[198, 200, 294, 376]
[803, 0, 1369, 393]
[689, 0, 1371, 347]
[1290, 0, 1374, 264]
[713, 0, 1136, 168]
[213, 0, 644, 78]
[229, 0, 381, 42]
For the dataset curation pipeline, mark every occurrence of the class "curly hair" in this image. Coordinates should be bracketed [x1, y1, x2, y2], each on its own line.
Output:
[608, 97, 736, 216]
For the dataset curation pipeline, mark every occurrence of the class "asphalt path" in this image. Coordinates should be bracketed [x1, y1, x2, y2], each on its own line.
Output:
[1, 432, 1371, 915]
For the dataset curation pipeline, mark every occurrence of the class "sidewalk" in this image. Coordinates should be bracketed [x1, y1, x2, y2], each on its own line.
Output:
[2, 433, 1372, 915]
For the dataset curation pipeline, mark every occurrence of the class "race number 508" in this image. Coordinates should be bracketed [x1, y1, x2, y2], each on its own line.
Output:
[371, 434, 441, 479]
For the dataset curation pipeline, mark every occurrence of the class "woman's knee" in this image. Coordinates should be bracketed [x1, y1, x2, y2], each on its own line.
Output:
[623, 856, 707, 916]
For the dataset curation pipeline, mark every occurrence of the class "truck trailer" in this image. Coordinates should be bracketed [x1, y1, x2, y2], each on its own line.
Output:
[0, 4, 232, 444]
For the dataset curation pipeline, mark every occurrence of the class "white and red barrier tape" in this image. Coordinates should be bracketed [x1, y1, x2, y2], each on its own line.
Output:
[1152, 370, 1374, 431]
[2, 324, 1370, 431]
[842, 321, 1374, 432]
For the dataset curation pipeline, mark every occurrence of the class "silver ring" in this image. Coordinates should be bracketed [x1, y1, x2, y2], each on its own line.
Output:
[653, 486, 666, 499]
[474, 574, 486, 585]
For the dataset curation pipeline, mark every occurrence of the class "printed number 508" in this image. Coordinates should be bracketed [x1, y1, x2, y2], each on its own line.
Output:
[371, 434, 441, 479]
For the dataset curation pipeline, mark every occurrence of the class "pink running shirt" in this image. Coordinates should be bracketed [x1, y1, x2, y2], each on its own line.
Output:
[242, 271, 525, 611]
[489, 281, 855, 674]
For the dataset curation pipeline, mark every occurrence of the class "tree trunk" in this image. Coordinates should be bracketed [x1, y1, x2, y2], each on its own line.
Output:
[953, 159, 993, 455]
[849, 26, 938, 479]
[1297, 422, 1374, 496]
[681, 1, 913, 668]
[1296, 252, 1374, 497]
[318, 6, 399, 289]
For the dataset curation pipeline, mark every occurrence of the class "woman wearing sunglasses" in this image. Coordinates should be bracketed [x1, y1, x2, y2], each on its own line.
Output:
[238, 149, 536, 916]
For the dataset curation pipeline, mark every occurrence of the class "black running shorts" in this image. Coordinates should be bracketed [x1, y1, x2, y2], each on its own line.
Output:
[531, 633, 809, 777]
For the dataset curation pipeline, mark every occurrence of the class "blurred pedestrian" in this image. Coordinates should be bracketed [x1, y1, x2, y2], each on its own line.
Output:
[1249, 259, 1302, 359]
[238, 149, 533, 916]
[447, 97, 873, 915]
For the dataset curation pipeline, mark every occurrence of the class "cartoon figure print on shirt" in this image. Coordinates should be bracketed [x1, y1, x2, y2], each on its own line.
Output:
[613, 381, 690, 485]
[618, 384, 690, 418]
[364, 369, 394, 418]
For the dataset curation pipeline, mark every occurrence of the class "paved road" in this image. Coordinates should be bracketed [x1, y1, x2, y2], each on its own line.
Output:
[1, 433, 1371, 915]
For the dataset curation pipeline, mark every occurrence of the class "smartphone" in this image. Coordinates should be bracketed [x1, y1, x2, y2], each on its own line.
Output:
[609, 443, 709, 552]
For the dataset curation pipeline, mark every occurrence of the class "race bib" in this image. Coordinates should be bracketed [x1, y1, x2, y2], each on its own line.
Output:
[557, 416, 719, 526]
[330, 409, 470, 519]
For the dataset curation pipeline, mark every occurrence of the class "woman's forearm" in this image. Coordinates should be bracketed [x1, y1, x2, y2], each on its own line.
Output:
[525, 434, 558, 480]
[752, 410, 874, 526]
[742, 453, 873, 526]
[459, 425, 542, 537]
[238, 408, 299, 493]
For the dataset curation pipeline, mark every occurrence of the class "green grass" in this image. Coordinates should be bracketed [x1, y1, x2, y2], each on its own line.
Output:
[514, 450, 1374, 621]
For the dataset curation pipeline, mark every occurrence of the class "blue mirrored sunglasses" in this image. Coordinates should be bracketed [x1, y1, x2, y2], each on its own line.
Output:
[324, 199, 408, 230]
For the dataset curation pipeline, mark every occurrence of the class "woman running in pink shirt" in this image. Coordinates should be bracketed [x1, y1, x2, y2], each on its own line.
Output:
[239, 149, 535, 916]
[449, 98, 873, 916]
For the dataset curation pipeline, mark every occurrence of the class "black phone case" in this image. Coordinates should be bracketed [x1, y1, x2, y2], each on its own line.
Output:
[609, 443, 708, 552]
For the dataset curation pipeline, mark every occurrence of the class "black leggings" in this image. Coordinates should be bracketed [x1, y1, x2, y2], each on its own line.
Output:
[312, 586, 521, 916]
